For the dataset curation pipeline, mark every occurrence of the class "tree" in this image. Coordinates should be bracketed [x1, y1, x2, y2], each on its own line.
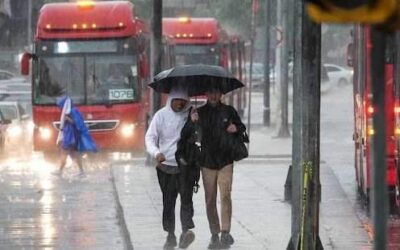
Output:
[129, 0, 152, 21]
[206, 0, 253, 36]
[321, 24, 352, 66]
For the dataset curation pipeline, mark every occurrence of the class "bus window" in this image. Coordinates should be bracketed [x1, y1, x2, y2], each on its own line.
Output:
[35, 57, 85, 104]
[86, 55, 139, 105]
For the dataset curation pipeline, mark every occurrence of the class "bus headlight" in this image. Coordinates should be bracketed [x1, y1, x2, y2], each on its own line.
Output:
[39, 127, 52, 140]
[121, 124, 135, 138]
[7, 125, 23, 138]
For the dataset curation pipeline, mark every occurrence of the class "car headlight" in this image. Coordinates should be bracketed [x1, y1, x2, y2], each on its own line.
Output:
[121, 124, 135, 138]
[27, 121, 35, 132]
[7, 125, 23, 138]
[39, 127, 52, 140]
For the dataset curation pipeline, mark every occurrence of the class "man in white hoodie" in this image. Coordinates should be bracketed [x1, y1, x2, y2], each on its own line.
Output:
[145, 87, 196, 249]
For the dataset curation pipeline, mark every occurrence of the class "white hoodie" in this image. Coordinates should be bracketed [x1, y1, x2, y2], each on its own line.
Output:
[145, 88, 190, 167]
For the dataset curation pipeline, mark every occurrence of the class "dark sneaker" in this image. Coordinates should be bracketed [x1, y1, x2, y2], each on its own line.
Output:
[179, 230, 195, 249]
[164, 233, 177, 249]
[208, 234, 220, 249]
[76, 171, 85, 177]
[220, 232, 234, 246]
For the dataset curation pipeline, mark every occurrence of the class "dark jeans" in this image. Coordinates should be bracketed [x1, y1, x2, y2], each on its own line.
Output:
[157, 167, 195, 233]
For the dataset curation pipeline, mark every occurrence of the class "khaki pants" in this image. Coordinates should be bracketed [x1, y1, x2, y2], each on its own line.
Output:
[201, 164, 233, 234]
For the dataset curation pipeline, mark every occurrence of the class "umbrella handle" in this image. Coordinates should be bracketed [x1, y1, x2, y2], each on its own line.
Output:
[190, 107, 199, 123]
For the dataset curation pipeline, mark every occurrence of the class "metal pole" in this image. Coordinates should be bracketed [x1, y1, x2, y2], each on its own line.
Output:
[300, 5, 323, 250]
[263, 0, 271, 126]
[270, 0, 277, 94]
[370, 27, 388, 250]
[152, 0, 162, 114]
[247, 0, 258, 149]
[27, 0, 32, 46]
[277, 0, 290, 137]
[395, 32, 400, 105]
[275, 0, 282, 126]
[302, 11, 323, 249]
[286, 0, 302, 247]
[146, 0, 163, 166]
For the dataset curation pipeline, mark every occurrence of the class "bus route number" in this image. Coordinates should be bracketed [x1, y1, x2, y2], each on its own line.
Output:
[109, 89, 134, 100]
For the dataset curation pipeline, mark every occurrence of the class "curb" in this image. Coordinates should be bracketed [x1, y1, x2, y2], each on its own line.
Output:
[109, 164, 134, 250]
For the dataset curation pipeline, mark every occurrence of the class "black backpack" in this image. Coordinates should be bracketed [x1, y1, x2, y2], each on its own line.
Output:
[175, 108, 201, 192]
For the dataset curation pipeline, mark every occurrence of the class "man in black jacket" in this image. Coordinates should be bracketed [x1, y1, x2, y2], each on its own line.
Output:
[186, 87, 246, 249]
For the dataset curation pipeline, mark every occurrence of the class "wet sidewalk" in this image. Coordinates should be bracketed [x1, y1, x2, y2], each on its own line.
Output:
[0, 156, 124, 250]
[0, 89, 373, 249]
[112, 124, 372, 250]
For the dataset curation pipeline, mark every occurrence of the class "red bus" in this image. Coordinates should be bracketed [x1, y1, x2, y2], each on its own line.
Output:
[162, 17, 247, 114]
[351, 25, 399, 211]
[20, 1, 152, 155]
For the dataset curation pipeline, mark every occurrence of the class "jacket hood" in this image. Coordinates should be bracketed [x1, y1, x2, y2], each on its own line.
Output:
[166, 87, 190, 112]
[56, 95, 73, 110]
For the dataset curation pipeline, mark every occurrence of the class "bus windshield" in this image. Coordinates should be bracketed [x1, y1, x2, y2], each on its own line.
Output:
[175, 45, 219, 65]
[34, 54, 139, 105]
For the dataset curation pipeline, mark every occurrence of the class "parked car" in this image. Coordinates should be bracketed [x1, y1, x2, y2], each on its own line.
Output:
[0, 69, 28, 85]
[0, 101, 32, 150]
[0, 70, 15, 81]
[245, 62, 275, 91]
[0, 109, 11, 151]
[0, 82, 32, 117]
[323, 63, 353, 86]
[288, 63, 331, 94]
[0, 92, 32, 116]
[320, 64, 331, 93]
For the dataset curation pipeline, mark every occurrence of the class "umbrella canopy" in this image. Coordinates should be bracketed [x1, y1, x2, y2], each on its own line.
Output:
[149, 64, 244, 96]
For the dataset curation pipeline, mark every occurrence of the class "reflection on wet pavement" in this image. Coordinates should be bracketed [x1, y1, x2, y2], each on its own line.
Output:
[388, 218, 400, 250]
[355, 196, 400, 249]
[3, 148, 399, 249]
[0, 152, 123, 249]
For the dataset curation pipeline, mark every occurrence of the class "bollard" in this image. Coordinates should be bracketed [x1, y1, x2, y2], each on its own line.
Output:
[284, 165, 292, 202]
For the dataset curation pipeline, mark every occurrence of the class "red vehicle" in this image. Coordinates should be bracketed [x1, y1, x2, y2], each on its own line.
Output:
[226, 35, 248, 116]
[162, 17, 247, 114]
[351, 25, 399, 211]
[20, 1, 152, 155]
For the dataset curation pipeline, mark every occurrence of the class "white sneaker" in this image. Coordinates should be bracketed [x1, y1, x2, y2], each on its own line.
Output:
[51, 170, 62, 176]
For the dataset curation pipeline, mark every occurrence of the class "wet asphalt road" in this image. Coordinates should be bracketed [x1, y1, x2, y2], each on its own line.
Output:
[0, 153, 124, 250]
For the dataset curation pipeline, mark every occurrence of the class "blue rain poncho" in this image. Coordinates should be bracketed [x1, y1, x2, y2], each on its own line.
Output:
[56, 96, 97, 152]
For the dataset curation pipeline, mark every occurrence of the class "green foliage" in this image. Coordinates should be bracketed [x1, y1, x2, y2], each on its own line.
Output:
[194, 0, 261, 37]
[321, 24, 352, 65]
[209, 0, 252, 36]
[129, 0, 152, 21]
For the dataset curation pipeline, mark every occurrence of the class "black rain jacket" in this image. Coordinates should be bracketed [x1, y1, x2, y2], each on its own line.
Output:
[179, 102, 246, 170]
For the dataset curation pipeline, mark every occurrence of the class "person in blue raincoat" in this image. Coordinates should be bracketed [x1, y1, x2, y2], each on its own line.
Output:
[53, 96, 97, 176]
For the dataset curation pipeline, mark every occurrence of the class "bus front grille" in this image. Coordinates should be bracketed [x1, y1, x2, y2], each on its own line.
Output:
[53, 120, 120, 132]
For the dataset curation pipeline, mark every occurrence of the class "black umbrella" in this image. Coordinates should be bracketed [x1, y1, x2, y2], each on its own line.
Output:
[149, 64, 244, 96]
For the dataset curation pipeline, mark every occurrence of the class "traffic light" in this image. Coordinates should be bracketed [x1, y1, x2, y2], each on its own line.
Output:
[306, 0, 397, 23]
